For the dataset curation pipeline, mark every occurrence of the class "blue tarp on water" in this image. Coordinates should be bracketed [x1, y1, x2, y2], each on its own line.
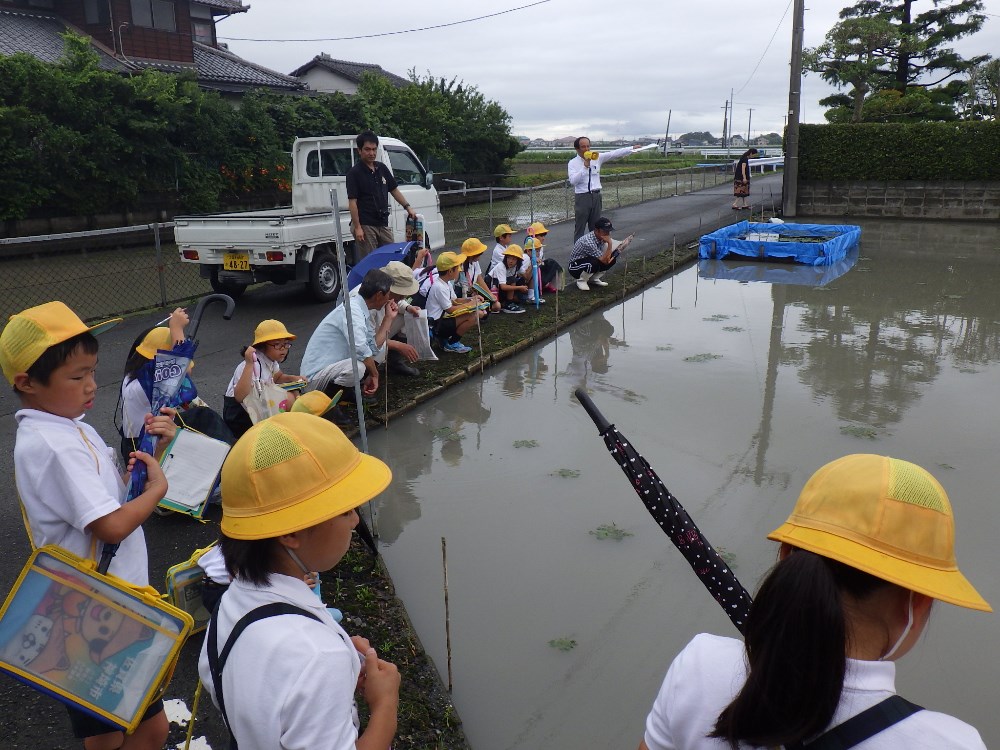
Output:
[698, 247, 859, 287]
[698, 221, 861, 266]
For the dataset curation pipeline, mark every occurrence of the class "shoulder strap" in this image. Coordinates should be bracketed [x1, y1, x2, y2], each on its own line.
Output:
[207, 602, 323, 750]
[786, 695, 923, 750]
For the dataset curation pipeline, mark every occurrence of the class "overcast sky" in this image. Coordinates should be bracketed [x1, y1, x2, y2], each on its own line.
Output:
[217, 0, 999, 142]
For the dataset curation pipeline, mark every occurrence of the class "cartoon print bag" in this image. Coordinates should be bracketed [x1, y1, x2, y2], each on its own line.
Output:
[241, 381, 289, 424]
[0, 546, 193, 733]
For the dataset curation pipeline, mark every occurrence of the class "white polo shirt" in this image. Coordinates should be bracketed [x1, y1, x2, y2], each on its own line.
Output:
[643, 633, 985, 750]
[14, 409, 148, 586]
[198, 574, 361, 750]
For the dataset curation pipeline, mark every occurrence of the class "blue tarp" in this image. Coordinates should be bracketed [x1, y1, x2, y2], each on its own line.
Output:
[698, 247, 859, 287]
[698, 221, 861, 266]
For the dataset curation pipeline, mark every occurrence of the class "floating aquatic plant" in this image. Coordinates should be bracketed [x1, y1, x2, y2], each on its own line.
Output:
[548, 637, 577, 652]
[656, 345, 674, 352]
[722, 326, 744, 333]
[590, 522, 633, 541]
[703, 314, 732, 322]
[514, 439, 539, 448]
[432, 427, 464, 442]
[553, 468, 581, 478]
[938, 463, 955, 470]
[684, 353, 723, 362]
[840, 424, 879, 440]
[716, 546, 738, 568]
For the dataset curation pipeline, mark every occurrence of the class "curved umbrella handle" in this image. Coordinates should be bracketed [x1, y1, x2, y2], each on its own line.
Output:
[575, 388, 612, 434]
[188, 294, 236, 340]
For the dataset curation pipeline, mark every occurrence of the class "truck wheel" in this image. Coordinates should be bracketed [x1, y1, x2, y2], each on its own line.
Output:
[309, 251, 340, 302]
[209, 267, 247, 299]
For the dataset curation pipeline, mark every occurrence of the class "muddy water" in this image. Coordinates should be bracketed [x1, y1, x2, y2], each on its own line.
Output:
[366, 218, 1000, 750]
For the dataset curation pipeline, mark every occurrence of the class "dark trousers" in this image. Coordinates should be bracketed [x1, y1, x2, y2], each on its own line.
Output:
[574, 191, 602, 240]
[568, 255, 617, 278]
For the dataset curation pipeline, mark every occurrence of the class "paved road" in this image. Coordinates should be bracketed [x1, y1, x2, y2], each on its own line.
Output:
[0, 173, 782, 748]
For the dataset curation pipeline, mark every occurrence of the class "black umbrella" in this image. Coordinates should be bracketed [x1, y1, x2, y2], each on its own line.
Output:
[576, 388, 753, 635]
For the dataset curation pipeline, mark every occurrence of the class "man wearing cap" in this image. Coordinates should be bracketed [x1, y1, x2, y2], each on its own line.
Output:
[373, 261, 422, 377]
[347, 130, 418, 260]
[300, 269, 398, 397]
[568, 137, 641, 240]
[568, 216, 620, 291]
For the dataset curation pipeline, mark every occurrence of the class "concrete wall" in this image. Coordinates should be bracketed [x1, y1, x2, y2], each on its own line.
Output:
[798, 181, 1000, 220]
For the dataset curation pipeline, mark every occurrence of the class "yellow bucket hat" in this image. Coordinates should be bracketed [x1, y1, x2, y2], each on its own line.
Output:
[527, 221, 548, 237]
[289, 389, 342, 417]
[493, 224, 514, 238]
[252, 319, 296, 346]
[436, 251, 467, 272]
[503, 244, 525, 261]
[460, 238, 488, 258]
[0, 301, 121, 384]
[220, 412, 391, 540]
[768, 454, 991, 612]
[135, 327, 174, 360]
[523, 237, 542, 254]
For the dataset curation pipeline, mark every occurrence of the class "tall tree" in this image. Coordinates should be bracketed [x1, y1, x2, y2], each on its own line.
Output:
[838, 0, 988, 92]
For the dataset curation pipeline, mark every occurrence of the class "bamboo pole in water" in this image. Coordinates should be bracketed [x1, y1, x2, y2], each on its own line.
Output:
[442, 536, 453, 692]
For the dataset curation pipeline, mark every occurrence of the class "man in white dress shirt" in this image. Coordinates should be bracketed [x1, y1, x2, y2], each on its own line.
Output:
[567, 136, 640, 240]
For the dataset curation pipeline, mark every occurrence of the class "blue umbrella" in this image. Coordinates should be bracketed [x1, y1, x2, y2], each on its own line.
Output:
[346, 241, 420, 290]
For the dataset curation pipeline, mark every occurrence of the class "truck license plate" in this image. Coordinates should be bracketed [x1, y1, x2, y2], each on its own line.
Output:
[223, 252, 250, 271]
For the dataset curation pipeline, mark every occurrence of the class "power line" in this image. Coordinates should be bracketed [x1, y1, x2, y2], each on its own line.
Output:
[218, 0, 552, 42]
[735, 0, 794, 95]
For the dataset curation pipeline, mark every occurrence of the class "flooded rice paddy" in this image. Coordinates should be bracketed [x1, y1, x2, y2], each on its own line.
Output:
[367, 217, 1000, 750]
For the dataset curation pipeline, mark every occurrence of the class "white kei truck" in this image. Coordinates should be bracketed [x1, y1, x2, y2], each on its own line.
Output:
[174, 135, 445, 302]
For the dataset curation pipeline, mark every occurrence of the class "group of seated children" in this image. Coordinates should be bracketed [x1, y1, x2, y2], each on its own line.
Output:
[486, 222, 562, 313]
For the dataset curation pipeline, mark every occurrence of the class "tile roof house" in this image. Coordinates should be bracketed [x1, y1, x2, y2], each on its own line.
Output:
[0, 0, 304, 94]
[289, 53, 409, 95]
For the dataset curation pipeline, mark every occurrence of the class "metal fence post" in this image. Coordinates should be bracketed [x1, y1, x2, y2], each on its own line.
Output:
[641, 172, 645, 202]
[488, 188, 494, 230]
[529, 185, 534, 222]
[153, 223, 167, 307]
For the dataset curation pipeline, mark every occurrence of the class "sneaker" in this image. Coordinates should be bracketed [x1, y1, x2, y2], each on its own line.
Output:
[527, 296, 546, 305]
[590, 275, 609, 287]
[576, 279, 591, 291]
[442, 340, 472, 354]
[501, 302, 525, 314]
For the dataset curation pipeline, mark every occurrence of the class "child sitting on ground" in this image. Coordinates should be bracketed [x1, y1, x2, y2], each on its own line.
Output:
[524, 221, 563, 295]
[486, 244, 531, 314]
[456, 237, 501, 313]
[1, 301, 176, 750]
[427, 251, 484, 354]
[223, 319, 306, 439]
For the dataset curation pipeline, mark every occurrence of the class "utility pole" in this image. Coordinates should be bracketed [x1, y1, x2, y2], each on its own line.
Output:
[729, 88, 734, 153]
[782, 0, 805, 217]
[663, 109, 672, 154]
[721, 100, 729, 150]
[747, 108, 754, 145]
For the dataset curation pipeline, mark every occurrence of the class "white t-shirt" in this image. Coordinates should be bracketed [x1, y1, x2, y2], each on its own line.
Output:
[643, 633, 986, 750]
[225, 352, 281, 398]
[426, 275, 457, 321]
[198, 574, 361, 750]
[120, 376, 151, 439]
[197, 544, 229, 585]
[14, 409, 148, 586]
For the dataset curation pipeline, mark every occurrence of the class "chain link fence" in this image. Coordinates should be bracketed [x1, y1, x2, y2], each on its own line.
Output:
[0, 223, 210, 323]
[0, 165, 737, 322]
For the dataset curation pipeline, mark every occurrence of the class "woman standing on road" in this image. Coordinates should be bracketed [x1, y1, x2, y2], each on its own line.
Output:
[731, 147, 758, 210]
[639, 454, 991, 750]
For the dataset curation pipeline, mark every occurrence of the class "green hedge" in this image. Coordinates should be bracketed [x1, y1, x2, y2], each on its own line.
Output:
[800, 122, 1000, 181]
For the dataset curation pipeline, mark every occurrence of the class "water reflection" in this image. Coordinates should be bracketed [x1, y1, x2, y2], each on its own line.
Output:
[368, 218, 1000, 750]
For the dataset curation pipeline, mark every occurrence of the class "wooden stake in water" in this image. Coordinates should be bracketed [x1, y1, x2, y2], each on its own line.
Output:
[442, 536, 453, 692]
[621, 251, 629, 301]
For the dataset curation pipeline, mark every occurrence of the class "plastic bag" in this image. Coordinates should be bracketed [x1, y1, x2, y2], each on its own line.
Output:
[241, 381, 289, 424]
[403, 309, 438, 361]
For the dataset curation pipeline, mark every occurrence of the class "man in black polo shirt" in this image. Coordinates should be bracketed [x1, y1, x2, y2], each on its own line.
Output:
[346, 130, 418, 259]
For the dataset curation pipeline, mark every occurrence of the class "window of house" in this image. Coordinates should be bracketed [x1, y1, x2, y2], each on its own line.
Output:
[83, 0, 109, 24]
[130, 0, 176, 32]
[192, 20, 213, 44]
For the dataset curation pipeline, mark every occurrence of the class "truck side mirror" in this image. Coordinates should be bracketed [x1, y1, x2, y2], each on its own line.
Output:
[425, 171, 434, 189]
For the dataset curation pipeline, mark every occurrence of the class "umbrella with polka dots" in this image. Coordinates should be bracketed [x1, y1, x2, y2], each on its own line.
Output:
[576, 388, 753, 635]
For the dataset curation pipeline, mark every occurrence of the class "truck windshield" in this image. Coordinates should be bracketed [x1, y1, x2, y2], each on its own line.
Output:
[305, 148, 353, 177]
[385, 148, 426, 186]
